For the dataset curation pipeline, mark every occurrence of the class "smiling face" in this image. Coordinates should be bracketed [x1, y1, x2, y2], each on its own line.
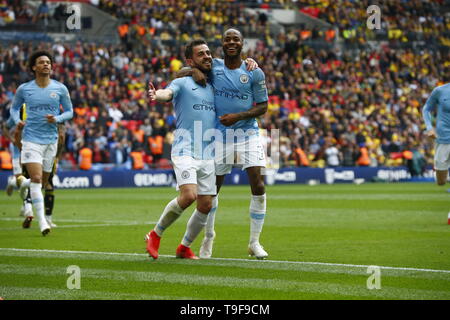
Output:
[187, 44, 213, 73]
[222, 29, 243, 58]
[32, 55, 52, 76]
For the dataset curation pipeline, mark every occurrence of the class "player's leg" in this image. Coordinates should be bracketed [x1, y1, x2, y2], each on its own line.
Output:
[246, 166, 268, 259]
[176, 194, 212, 260]
[436, 170, 449, 186]
[179, 160, 215, 259]
[24, 161, 50, 235]
[145, 156, 197, 259]
[198, 143, 232, 257]
[19, 164, 34, 228]
[199, 175, 224, 258]
[155, 183, 197, 237]
[21, 189, 34, 228]
[44, 162, 57, 227]
[242, 137, 268, 259]
[145, 184, 196, 259]
[434, 143, 450, 187]
[22, 141, 57, 235]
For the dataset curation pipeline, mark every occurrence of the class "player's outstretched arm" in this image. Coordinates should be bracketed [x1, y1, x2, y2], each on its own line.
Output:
[148, 82, 173, 102]
[219, 101, 268, 127]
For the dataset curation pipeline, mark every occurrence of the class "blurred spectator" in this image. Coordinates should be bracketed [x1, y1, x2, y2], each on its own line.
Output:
[78, 144, 93, 170]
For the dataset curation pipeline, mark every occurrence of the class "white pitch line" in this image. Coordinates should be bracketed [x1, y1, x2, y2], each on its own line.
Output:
[0, 217, 156, 224]
[1, 247, 449, 275]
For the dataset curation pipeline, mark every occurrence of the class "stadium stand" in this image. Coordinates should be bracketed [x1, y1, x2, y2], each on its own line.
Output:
[0, 0, 449, 173]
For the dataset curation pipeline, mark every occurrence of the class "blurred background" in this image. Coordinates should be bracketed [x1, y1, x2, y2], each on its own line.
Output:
[0, 0, 449, 179]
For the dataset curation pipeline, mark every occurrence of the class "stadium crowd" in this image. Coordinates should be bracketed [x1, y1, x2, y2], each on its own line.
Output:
[1, 0, 449, 174]
[295, 0, 450, 45]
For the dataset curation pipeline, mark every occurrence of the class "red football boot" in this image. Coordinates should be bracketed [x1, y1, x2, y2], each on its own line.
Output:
[144, 230, 161, 259]
[176, 244, 199, 260]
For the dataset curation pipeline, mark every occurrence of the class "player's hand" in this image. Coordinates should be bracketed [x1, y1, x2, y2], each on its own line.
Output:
[192, 67, 207, 87]
[46, 114, 56, 123]
[425, 129, 437, 140]
[148, 82, 157, 101]
[245, 58, 259, 71]
[219, 113, 241, 126]
[16, 121, 25, 130]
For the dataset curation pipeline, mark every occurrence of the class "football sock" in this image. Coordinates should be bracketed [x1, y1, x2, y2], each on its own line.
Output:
[249, 194, 266, 245]
[181, 209, 208, 247]
[204, 196, 218, 238]
[44, 190, 55, 216]
[19, 178, 31, 189]
[154, 198, 183, 237]
[29, 182, 45, 225]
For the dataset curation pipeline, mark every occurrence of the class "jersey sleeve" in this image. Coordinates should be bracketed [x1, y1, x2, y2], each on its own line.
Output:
[55, 84, 74, 123]
[251, 68, 268, 104]
[167, 78, 185, 99]
[10, 84, 25, 126]
[422, 87, 439, 131]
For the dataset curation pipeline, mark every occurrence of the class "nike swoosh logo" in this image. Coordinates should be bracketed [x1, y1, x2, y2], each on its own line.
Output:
[192, 88, 198, 91]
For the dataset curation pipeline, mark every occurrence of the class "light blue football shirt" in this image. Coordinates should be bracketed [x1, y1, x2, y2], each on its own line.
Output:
[211, 58, 268, 142]
[10, 79, 73, 145]
[422, 83, 450, 144]
[168, 77, 216, 160]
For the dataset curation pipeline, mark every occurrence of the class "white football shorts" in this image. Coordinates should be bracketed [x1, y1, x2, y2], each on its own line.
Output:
[172, 156, 216, 195]
[215, 137, 266, 176]
[21, 141, 58, 173]
[434, 143, 450, 171]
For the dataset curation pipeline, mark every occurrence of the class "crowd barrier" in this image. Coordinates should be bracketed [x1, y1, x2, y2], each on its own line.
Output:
[0, 166, 436, 189]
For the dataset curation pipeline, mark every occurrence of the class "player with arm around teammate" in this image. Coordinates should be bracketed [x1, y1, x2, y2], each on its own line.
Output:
[144, 40, 217, 259]
[197, 28, 270, 260]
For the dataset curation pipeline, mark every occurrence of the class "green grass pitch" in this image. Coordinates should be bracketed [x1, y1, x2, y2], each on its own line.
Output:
[0, 183, 449, 300]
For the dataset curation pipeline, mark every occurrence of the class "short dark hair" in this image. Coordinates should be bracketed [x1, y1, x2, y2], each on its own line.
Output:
[222, 28, 243, 41]
[185, 40, 208, 59]
[28, 50, 53, 74]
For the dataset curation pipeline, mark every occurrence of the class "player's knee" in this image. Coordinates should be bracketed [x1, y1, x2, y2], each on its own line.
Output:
[253, 180, 265, 195]
[30, 175, 42, 184]
[197, 202, 212, 214]
[180, 191, 197, 206]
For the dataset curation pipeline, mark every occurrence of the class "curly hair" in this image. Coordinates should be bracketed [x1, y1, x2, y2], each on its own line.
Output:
[28, 50, 53, 74]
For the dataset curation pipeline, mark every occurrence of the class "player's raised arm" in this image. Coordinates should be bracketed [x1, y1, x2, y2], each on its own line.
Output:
[148, 82, 174, 102]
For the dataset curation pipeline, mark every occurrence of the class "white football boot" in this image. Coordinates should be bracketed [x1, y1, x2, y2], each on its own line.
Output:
[5, 176, 15, 196]
[248, 242, 268, 260]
